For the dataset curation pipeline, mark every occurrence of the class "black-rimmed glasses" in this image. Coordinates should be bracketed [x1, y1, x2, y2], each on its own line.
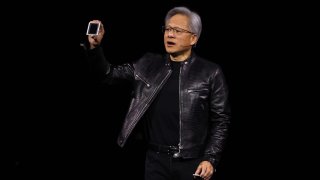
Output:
[162, 26, 194, 35]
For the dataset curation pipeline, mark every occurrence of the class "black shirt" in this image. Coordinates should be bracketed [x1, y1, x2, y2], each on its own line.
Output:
[147, 61, 182, 146]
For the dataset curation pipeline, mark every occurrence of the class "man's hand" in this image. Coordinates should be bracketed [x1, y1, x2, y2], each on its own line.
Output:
[194, 161, 215, 180]
[88, 20, 105, 49]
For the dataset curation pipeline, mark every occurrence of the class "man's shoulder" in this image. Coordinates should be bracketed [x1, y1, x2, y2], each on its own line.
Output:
[135, 52, 164, 65]
[141, 52, 163, 61]
[132, 52, 165, 73]
[194, 55, 221, 70]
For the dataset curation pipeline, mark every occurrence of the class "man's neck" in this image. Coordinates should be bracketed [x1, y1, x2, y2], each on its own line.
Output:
[170, 50, 191, 62]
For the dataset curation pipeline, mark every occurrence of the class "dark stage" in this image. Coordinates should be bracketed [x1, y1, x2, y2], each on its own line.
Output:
[11, 0, 305, 179]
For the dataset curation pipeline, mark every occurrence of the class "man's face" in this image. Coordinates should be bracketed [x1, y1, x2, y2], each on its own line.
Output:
[164, 14, 197, 55]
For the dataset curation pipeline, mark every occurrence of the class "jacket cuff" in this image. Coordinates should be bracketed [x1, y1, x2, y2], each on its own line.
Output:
[202, 154, 217, 169]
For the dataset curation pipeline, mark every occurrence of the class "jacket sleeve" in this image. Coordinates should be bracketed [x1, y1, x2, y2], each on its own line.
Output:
[203, 66, 231, 168]
[87, 47, 135, 84]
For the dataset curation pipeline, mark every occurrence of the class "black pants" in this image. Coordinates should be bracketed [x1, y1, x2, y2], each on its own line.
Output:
[145, 149, 202, 180]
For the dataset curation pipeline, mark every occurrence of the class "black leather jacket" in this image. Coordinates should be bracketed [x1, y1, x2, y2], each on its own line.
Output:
[89, 47, 231, 166]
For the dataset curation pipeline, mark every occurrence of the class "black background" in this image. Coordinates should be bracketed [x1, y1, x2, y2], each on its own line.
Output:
[10, 0, 311, 179]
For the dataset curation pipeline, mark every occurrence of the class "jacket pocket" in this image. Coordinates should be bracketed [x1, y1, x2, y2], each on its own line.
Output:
[187, 89, 209, 93]
[187, 88, 209, 101]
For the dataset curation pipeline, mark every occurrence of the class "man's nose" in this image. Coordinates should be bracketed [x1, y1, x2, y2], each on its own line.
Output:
[168, 30, 175, 37]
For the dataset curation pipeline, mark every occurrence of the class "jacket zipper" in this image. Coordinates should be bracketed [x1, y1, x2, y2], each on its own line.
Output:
[126, 69, 172, 139]
[135, 74, 150, 87]
[178, 64, 182, 153]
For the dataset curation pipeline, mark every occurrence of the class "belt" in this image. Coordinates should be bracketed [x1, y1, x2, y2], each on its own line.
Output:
[148, 144, 181, 158]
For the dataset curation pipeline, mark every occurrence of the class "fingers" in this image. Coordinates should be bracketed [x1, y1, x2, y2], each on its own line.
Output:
[200, 167, 213, 180]
[194, 161, 215, 180]
[89, 19, 101, 24]
[90, 34, 97, 39]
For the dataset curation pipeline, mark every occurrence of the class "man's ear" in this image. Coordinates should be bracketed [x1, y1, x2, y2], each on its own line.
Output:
[191, 34, 198, 46]
[190, 34, 198, 46]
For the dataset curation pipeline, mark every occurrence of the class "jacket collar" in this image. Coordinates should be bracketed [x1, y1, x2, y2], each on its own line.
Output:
[165, 51, 196, 66]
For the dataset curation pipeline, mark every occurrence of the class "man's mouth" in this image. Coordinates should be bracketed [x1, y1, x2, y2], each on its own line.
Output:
[166, 41, 176, 46]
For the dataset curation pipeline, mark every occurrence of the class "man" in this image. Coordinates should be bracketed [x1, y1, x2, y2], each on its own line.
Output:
[87, 6, 231, 180]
